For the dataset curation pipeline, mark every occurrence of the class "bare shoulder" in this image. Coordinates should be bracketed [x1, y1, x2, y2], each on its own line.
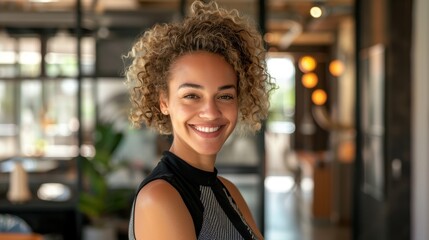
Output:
[218, 176, 238, 193]
[218, 176, 248, 208]
[218, 176, 245, 201]
[136, 179, 180, 204]
[218, 176, 265, 240]
[134, 179, 196, 240]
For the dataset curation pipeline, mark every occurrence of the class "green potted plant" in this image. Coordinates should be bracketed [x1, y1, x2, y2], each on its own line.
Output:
[79, 122, 131, 240]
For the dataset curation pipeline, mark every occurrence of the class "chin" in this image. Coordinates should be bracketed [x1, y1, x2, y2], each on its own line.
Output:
[194, 144, 224, 156]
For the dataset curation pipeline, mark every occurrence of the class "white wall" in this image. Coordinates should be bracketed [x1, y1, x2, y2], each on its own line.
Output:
[412, 0, 429, 239]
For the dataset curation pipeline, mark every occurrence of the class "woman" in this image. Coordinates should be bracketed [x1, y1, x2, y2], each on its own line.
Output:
[125, 1, 275, 239]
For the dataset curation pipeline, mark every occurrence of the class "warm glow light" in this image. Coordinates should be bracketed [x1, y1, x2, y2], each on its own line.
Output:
[312, 89, 327, 105]
[264, 32, 274, 43]
[310, 6, 323, 18]
[298, 55, 317, 72]
[337, 140, 355, 163]
[329, 59, 345, 77]
[301, 72, 318, 88]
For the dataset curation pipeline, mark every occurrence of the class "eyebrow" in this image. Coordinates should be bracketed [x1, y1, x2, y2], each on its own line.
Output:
[178, 83, 236, 91]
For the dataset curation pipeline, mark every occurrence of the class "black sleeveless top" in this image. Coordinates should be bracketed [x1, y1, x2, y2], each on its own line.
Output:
[128, 151, 258, 240]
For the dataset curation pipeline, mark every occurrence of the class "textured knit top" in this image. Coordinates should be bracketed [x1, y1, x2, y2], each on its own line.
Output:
[128, 151, 258, 240]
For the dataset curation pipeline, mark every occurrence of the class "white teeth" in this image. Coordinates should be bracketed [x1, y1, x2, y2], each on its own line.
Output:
[194, 126, 220, 133]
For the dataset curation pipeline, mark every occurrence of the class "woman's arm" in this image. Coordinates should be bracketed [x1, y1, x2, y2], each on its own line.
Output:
[218, 176, 265, 240]
[134, 179, 197, 240]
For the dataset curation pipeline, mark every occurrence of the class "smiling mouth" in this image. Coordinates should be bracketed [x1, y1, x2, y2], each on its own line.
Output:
[192, 125, 222, 133]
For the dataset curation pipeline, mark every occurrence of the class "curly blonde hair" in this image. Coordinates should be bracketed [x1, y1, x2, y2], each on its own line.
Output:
[125, 1, 275, 134]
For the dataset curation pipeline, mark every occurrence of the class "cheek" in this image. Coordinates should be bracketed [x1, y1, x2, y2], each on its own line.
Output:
[169, 103, 195, 119]
[226, 105, 239, 123]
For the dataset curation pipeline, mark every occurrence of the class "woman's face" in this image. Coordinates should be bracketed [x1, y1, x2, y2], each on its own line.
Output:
[160, 51, 238, 159]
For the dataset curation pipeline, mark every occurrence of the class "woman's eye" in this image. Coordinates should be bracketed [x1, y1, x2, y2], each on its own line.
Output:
[219, 95, 234, 100]
[184, 94, 199, 99]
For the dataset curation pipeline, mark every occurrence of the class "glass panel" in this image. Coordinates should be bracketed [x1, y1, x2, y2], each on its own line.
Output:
[82, 38, 95, 76]
[20, 80, 43, 156]
[265, 54, 296, 182]
[266, 54, 296, 134]
[81, 78, 96, 148]
[41, 79, 79, 157]
[0, 32, 17, 78]
[96, 78, 130, 128]
[0, 80, 17, 157]
[18, 38, 41, 77]
[20, 79, 80, 158]
[46, 31, 77, 77]
[0, 81, 15, 124]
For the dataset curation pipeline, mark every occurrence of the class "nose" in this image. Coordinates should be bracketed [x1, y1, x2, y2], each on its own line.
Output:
[199, 99, 221, 120]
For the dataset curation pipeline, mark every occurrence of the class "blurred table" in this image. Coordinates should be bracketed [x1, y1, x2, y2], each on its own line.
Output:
[0, 233, 43, 240]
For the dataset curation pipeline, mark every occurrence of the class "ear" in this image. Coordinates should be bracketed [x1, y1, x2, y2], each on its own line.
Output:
[159, 91, 169, 115]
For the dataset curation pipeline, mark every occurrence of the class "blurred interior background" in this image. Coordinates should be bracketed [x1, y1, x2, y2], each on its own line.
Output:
[0, 0, 428, 240]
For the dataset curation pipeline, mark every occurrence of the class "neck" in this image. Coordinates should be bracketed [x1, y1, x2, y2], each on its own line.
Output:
[169, 145, 216, 172]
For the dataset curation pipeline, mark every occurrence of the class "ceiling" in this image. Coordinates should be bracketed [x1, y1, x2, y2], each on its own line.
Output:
[0, 0, 354, 49]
